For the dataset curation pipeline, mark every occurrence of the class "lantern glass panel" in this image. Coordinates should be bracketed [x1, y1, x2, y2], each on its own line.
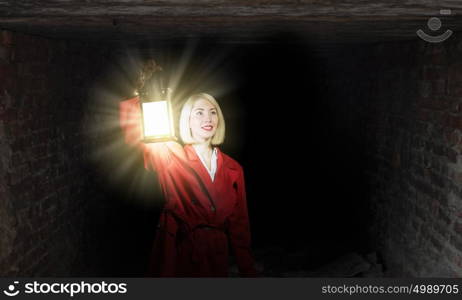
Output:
[142, 100, 172, 138]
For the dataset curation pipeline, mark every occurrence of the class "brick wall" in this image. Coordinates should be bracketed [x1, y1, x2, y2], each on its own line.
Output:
[0, 30, 110, 276]
[323, 39, 462, 277]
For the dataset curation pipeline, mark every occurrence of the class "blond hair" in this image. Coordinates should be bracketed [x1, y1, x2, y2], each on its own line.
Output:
[179, 93, 225, 145]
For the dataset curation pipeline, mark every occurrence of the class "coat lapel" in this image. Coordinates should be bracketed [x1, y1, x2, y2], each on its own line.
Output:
[183, 145, 239, 222]
[184, 145, 217, 211]
[184, 145, 213, 185]
[212, 149, 241, 222]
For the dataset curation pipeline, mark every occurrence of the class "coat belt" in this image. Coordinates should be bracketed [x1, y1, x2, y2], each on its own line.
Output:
[182, 223, 227, 263]
[164, 210, 228, 264]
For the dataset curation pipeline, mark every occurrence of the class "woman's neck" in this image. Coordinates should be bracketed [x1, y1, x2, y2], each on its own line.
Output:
[192, 141, 213, 156]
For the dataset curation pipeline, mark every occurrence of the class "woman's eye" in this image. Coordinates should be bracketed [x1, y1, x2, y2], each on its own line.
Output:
[196, 111, 203, 116]
[211, 111, 217, 115]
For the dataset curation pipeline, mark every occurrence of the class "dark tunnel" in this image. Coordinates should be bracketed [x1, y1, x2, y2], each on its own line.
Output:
[85, 38, 372, 277]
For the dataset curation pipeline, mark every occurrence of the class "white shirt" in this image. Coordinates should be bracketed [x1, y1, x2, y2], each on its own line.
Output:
[192, 145, 218, 182]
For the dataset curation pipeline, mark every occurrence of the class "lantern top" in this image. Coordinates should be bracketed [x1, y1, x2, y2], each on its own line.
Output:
[136, 58, 165, 102]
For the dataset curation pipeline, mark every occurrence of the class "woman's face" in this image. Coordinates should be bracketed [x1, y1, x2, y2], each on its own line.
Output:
[189, 98, 219, 143]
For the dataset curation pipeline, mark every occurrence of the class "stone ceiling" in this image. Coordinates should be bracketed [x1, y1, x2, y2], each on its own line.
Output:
[0, 0, 461, 47]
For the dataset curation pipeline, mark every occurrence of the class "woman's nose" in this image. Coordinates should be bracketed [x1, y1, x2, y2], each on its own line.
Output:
[203, 114, 212, 122]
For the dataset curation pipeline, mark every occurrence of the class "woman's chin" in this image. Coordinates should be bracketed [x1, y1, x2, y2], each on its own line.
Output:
[193, 135, 214, 143]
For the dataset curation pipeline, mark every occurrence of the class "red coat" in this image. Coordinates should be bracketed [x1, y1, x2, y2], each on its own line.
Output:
[119, 97, 257, 277]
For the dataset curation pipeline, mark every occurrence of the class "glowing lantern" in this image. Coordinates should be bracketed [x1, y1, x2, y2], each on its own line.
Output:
[140, 87, 176, 143]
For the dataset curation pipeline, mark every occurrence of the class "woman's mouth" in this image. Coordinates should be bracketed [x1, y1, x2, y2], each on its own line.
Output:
[201, 125, 214, 131]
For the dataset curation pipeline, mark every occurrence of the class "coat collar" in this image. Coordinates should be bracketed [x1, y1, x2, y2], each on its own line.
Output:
[184, 144, 222, 182]
[184, 144, 202, 161]
[183, 144, 238, 171]
[184, 144, 220, 162]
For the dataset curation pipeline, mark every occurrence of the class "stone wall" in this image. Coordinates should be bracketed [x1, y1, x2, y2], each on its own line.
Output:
[0, 30, 110, 276]
[323, 39, 462, 277]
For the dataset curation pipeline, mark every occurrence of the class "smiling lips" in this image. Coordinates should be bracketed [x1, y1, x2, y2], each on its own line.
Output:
[201, 125, 214, 131]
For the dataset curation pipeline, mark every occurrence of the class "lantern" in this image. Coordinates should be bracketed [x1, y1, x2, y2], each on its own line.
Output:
[139, 82, 176, 143]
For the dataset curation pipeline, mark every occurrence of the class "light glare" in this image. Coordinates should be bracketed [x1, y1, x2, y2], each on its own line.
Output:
[142, 101, 171, 137]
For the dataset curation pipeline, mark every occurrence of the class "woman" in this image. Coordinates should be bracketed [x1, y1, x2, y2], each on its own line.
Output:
[119, 91, 258, 277]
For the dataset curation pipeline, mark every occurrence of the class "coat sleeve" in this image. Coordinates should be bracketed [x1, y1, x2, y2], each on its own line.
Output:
[119, 97, 183, 172]
[227, 167, 258, 277]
